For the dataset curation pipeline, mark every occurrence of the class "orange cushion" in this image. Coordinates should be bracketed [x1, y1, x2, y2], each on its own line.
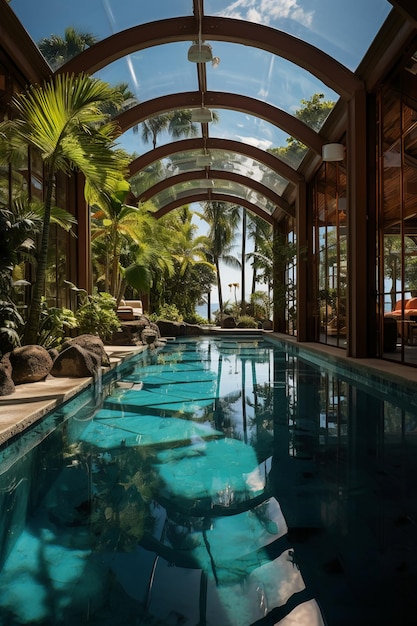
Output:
[405, 298, 417, 310]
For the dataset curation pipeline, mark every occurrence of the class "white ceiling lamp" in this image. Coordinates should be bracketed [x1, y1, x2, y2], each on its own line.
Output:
[188, 42, 213, 63]
[322, 143, 345, 162]
[191, 107, 213, 123]
[196, 152, 212, 166]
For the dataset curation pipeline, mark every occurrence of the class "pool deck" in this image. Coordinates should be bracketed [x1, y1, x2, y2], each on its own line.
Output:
[0, 345, 146, 446]
[1, 332, 417, 447]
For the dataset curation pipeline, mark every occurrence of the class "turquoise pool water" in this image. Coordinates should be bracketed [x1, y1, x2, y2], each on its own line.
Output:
[0, 336, 416, 625]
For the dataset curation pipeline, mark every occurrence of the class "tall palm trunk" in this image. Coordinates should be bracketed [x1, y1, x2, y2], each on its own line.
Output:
[216, 258, 223, 314]
[241, 208, 246, 314]
[24, 164, 55, 345]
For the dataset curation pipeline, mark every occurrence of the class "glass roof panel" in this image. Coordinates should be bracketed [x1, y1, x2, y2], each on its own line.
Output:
[13, 0, 391, 74]
[11, 0, 192, 44]
[118, 107, 308, 169]
[206, 0, 391, 71]
[94, 43, 196, 104]
[209, 110, 308, 169]
[207, 42, 338, 128]
[150, 180, 277, 215]
[209, 151, 290, 195]
[129, 149, 292, 198]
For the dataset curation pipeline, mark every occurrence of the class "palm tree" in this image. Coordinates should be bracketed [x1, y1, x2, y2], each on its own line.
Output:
[246, 215, 273, 297]
[38, 26, 98, 69]
[91, 184, 174, 302]
[198, 201, 241, 315]
[0, 72, 128, 345]
[156, 207, 215, 317]
[139, 109, 219, 149]
[140, 114, 171, 149]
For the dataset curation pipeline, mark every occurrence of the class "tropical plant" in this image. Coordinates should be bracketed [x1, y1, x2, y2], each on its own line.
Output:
[152, 303, 183, 322]
[67, 284, 120, 341]
[0, 72, 129, 346]
[250, 290, 273, 321]
[268, 93, 334, 165]
[197, 201, 241, 315]
[38, 26, 98, 69]
[91, 188, 174, 302]
[236, 315, 258, 328]
[139, 109, 219, 149]
[37, 297, 78, 349]
[155, 207, 215, 316]
[0, 300, 24, 356]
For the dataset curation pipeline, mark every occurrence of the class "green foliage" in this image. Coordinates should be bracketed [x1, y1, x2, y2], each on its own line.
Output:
[268, 93, 335, 166]
[37, 298, 78, 349]
[184, 312, 209, 325]
[0, 300, 24, 356]
[153, 303, 183, 322]
[250, 291, 272, 320]
[68, 284, 120, 341]
[236, 315, 259, 328]
[0, 72, 128, 346]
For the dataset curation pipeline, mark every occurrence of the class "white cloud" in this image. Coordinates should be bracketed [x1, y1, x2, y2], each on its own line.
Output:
[235, 135, 273, 150]
[217, 0, 314, 28]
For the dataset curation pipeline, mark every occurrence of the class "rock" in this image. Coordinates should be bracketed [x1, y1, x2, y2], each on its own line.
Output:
[156, 319, 187, 337]
[9, 345, 53, 384]
[1, 353, 12, 374]
[48, 348, 60, 362]
[221, 316, 236, 329]
[51, 344, 101, 378]
[0, 363, 15, 396]
[141, 328, 159, 345]
[60, 334, 110, 367]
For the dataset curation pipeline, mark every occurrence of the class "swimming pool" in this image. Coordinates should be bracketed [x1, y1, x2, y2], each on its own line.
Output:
[0, 336, 416, 625]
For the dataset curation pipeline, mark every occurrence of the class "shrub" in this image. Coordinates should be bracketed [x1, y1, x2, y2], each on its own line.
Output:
[0, 299, 24, 356]
[73, 288, 120, 341]
[184, 312, 209, 325]
[236, 315, 258, 328]
[153, 303, 183, 322]
[38, 298, 78, 349]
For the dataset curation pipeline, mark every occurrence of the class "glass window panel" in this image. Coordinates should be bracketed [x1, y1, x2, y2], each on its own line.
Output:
[149, 179, 276, 216]
[129, 148, 292, 198]
[208, 42, 338, 128]
[95, 43, 196, 104]
[11, 1, 191, 48]
[209, 109, 308, 169]
[206, 0, 390, 71]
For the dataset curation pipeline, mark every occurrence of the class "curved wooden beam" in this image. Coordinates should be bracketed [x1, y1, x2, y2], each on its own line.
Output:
[129, 137, 302, 185]
[136, 170, 293, 217]
[117, 91, 325, 154]
[154, 192, 274, 223]
[58, 17, 362, 99]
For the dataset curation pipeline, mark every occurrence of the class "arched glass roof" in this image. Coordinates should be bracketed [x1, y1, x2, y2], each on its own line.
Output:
[9, 0, 393, 220]
[130, 148, 292, 199]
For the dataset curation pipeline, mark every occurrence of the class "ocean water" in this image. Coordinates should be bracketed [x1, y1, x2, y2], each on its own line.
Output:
[195, 303, 220, 320]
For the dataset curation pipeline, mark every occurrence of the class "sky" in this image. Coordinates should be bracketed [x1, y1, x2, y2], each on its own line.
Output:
[10, 0, 392, 303]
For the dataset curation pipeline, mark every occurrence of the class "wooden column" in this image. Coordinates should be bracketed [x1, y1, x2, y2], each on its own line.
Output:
[347, 88, 368, 357]
[296, 180, 309, 342]
[272, 220, 286, 333]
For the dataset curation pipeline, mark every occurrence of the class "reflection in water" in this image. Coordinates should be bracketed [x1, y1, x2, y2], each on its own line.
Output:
[0, 337, 416, 624]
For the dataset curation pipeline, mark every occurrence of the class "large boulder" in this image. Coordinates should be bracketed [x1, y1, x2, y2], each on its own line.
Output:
[0, 363, 15, 396]
[221, 316, 237, 329]
[60, 334, 110, 367]
[51, 344, 101, 378]
[9, 345, 53, 384]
